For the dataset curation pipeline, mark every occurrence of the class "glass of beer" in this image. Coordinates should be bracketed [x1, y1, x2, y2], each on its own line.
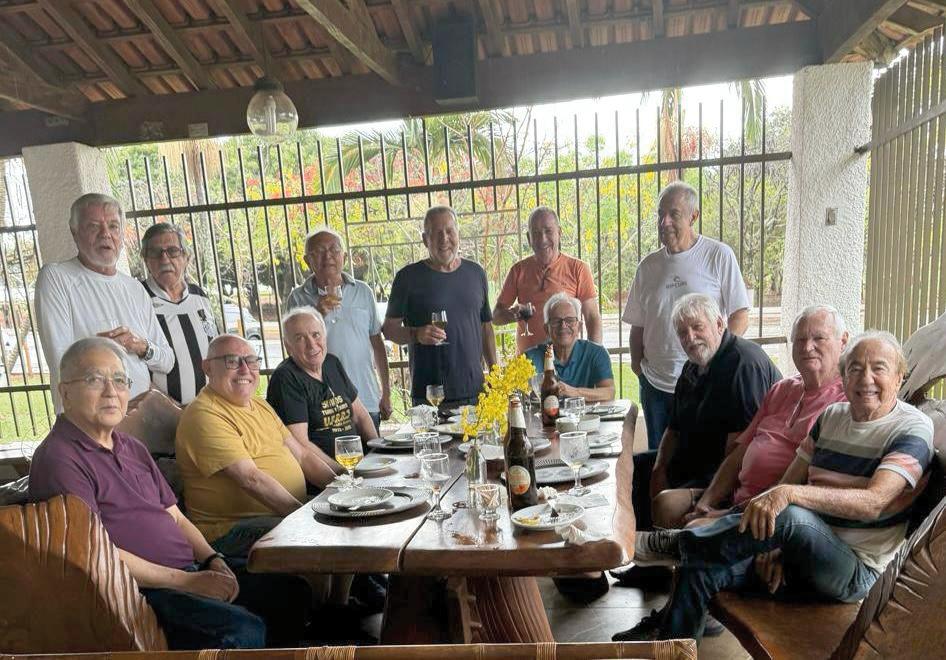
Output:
[334, 435, 364, 489]
[431, 310, 448, 345]
[324, 284, 343, 324]
[426, 384, 445, 409]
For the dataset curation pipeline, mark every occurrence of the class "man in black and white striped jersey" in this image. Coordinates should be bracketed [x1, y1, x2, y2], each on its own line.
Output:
[140, 223, 218, 405]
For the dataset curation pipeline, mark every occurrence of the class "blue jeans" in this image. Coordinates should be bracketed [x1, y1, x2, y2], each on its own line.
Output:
[639, 372, 674, 451]
[664, 505, 879, 641]
[369, 411, 382, 436]
[211, 516, 283, 560]
[141, 566, 266, 650]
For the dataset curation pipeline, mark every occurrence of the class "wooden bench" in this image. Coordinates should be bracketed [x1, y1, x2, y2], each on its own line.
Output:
[711, 443, 946, 659]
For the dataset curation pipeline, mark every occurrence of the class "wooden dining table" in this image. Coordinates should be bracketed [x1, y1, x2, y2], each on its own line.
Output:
[248, 401, 638, 644]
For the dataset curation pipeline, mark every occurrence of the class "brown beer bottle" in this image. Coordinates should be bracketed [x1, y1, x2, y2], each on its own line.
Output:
[504, 396, 538, 511]
[541, 344, 560, 425]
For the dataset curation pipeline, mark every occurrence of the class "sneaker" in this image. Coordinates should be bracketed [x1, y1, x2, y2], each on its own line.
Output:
[612, 608, 665, 641]
[609, 564, 672, 589]
[703, 613, 725, 637]
[634, 529, 682, 566]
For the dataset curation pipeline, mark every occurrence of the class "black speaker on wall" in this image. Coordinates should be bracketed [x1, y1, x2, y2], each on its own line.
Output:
[432, 15, 478, 105]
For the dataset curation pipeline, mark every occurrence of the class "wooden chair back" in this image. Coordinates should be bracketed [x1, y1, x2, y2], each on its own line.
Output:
[0, 495, 167, 654]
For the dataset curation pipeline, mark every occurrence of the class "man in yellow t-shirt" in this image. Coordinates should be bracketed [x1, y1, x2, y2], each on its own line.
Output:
[176, 334, 339, 554]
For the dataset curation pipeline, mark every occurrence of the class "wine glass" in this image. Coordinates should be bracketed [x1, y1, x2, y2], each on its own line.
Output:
[411, 406, 437, 432]
[420, 452, 453, 521]
[413, 431, 442, 459]
[334, 435, 364, 490]
[431, 310, 448, 345]
[426, 384, 445, 410]
[563, 396, 586, 427]
[518, 302, 535, 337]
[324, 284, 343, 324]
[559, 431, 591, 496]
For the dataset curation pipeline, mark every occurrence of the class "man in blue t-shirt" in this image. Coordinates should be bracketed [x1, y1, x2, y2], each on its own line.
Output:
[526, 292, 614, 402]
[382, 206, 497, 407]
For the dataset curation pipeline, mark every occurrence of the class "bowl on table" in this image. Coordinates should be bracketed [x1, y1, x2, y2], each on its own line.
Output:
[555, 413, 601, 433]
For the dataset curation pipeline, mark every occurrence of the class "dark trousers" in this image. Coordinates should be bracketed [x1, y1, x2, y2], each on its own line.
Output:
[639, 373, 675, 451]
[632, 450, 712, 530]
[141, 570, 266, 650]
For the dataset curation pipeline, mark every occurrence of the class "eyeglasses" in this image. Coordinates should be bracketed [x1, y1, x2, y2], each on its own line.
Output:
[144, 246, 185, 259]
[549, 317, 579, 328]
[208, 354, 261, 370]
[62, 373, 133, 391]
[307, 246, 343, 257]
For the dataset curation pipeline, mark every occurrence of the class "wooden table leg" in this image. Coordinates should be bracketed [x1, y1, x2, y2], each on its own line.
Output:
[468, 576, 554, 643]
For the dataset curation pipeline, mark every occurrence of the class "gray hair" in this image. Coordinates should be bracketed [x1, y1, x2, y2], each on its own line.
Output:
[528, 206, 559, 233]
[423, 205, 458, 234]
[140, 222, 189, 258]
[304, 226, 346, 252]
[59, 337, 127, 382]
[206, 333, 252, 359]
[543, 292, 581, 323]
[671, 293, 723, 329]
[281, 306, 326, 337]
[790, 304, 847, 341]
[658, 182, 699, 214]
[69, 193, 124, 234]
[839, 330, 908, 377]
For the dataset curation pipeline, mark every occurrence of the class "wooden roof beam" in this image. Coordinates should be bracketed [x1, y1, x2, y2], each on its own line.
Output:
[294, 0, 401, 84]
[390, 0, 426, 63]
[36, 0, 147, 97]
[205, 0, 266, 69]
[886, 5, 944, 34]
[790, 1, 823, 18]
[477, 0, 509, 56]
[0, 21, 63, 87]
[652, 0, 665, 37]
[565, 0, 584, 47]
[0, 64, 86, 119]
[817, 0, 906, 62]
[124, 0, 216, 90]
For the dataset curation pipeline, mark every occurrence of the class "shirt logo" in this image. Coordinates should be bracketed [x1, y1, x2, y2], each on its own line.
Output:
[665, 275, 687, 290]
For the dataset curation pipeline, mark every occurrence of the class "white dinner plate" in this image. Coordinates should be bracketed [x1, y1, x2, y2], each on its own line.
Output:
[587, 432, 619, 448]
[535, 459, 609, 485]
[311, 486, 428, 519]
[458, 437, 552, 454]
[327, 487, 394, 511]
[433, 422, 465, 437]
[354, 455, 397, 474]
[511, 502, 584, 531]
[367, 435, 451, 451]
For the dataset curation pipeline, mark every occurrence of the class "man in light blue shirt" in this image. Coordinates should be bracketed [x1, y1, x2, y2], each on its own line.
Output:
[526, 292, 614, 402]
[286, 228, 391, 432]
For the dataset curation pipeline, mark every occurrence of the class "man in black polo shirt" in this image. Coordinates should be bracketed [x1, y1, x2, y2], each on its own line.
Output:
[632, 292, 781, 531]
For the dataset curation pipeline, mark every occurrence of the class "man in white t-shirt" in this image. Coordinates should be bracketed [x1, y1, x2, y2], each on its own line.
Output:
[623, 182, 750, 450]
[35, 193, 174, 411]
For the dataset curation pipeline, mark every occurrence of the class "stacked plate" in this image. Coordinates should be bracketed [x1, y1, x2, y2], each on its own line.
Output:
[534, 458, 610, 485]
[311, 486, 428, 519]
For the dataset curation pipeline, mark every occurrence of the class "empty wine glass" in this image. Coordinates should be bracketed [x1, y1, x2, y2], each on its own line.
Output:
[559, 431, 591, 496]
[420, 452, 453, 521]
[518, 302, 535, 337]
[413, 432, 442, 459]
[563, 396, 586, 427]
[431, 310, 448, 345]
[411, 406, 437, 432]
[334, 435, 364, 490]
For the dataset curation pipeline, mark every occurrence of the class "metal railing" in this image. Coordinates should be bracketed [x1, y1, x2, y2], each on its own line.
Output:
[1, 94, 791, 440]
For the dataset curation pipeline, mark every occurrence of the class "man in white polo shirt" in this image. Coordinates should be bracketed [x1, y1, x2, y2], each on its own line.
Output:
[35, 193, 174, 411]
[623, 181, 750, 452]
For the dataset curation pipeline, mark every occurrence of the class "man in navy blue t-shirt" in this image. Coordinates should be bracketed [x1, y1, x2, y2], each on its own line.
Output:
[382, 206, 497, 407]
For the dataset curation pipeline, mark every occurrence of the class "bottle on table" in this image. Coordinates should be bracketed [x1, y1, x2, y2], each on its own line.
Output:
[503, 395, 538, 512]
[466, 435, 486, 510]
[541, 344, 560, 426]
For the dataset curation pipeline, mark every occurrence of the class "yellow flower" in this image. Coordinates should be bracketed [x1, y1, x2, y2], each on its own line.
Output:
[461, 354, 535, 440]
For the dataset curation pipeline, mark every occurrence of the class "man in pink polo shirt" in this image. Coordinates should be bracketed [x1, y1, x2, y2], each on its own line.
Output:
[493, 206, 601, 352]
[651, 304, 850, 529]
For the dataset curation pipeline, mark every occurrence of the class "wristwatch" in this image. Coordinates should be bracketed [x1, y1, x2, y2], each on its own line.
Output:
[199, 551, 225, 570]
[142, 339, 155, 361]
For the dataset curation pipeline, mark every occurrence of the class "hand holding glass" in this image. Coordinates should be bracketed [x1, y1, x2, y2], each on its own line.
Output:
[323, 284, 343, 323]
[431, 311, 448, 345]
[334, 435, 364, 490]
[518, 302, 535, 336]
[559, 431, 591, 496]
[420, 453, 452, 521]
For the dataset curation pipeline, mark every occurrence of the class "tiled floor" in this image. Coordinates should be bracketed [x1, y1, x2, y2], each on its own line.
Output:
[539, 576, 751, 660]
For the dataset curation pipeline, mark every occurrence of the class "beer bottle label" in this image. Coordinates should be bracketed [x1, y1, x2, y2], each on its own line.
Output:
[507, 465, 532, 495]
[543, 395, 559, 416]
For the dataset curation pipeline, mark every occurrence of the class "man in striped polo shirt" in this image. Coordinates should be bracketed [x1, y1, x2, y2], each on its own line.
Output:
[141, 223, 218, 405]
[615, 330, 934, 643]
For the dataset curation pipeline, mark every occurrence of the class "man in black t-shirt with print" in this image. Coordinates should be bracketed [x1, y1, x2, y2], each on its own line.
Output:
[382, 206, 497, 407]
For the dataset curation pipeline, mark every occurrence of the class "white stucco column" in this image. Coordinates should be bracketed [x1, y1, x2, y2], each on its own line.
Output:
[780, 62, 872, 371]
[21, 142, 127, 271]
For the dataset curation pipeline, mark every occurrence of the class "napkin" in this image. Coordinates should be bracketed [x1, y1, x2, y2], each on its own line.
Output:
[556, 524, 606, 545]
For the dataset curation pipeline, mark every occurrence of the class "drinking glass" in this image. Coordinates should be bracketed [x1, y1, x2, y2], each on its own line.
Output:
[323, 284, 343, 324]
[563, 396, 586, 427]
[426, 384, 445, 409]
[559, 431, 591, 496]
[420, 452, 453, 521]
[518, 302, 535, 337]
[475, 483, 502, 522]
[413, 431, 442, 459]
[529, 373, 543, 408]
[431, 310, 448, 345]
[334, 435, 364, 490]
[411, 406, 437, 432]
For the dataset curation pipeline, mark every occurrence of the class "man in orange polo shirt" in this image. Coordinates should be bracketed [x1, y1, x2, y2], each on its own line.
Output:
[494, 207, 602, 352]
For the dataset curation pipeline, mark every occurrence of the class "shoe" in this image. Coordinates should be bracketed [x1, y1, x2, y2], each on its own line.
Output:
[703, 614, 725, 637]
[634, 529, 682, 566]
[552, 572, 610, 603]
[609, 564, 673, 589]
[612, 608, 665, 641]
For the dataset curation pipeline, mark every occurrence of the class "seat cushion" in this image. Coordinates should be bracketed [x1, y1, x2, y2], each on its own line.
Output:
[711, 592, 858, 660]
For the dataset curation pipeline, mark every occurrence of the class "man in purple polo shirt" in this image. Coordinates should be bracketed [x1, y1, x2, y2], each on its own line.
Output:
[28, 336, 265, 650]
